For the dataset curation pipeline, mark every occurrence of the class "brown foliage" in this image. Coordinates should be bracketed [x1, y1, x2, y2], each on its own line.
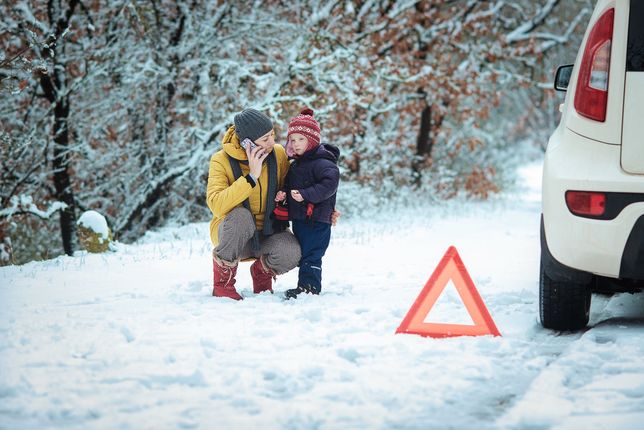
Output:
[464, 166, 500, 199]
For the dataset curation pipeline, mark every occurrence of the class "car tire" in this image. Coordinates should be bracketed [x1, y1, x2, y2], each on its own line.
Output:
[539, 258, 591, 331]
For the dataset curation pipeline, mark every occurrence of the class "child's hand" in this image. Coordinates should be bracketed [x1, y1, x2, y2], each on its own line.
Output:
[291, 190, 304, 202]
[275, 191, 286, 202]
[331, 209, 341, 226]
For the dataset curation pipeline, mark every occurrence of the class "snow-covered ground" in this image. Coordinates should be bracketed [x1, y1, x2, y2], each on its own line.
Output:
[2, 162, 644, 430]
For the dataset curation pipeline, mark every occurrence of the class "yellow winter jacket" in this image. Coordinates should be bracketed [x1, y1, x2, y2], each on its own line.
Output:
[206, 125, 290, 246]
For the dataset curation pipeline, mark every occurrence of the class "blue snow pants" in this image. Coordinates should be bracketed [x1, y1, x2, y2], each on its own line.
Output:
[292, 220, 332, 294]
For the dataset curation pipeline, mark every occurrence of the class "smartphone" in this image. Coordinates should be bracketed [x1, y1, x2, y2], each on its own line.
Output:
[240, 138, 257, 151]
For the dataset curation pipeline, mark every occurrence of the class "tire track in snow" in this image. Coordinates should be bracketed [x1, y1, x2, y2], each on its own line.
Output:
[496, 292, 644, 429]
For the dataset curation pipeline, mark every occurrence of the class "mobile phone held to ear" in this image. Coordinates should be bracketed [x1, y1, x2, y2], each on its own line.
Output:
[241, 138, 257, 151]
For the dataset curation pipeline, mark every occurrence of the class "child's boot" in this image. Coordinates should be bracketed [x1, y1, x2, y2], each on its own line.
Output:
[285, 284, 319, 300]
[212, 255, 242, 300]
[250, 257, 274, 294]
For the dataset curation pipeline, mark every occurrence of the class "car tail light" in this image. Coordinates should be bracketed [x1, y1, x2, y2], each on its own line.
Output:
[574, 8, 614, 122]
[565, 191, 606, 216]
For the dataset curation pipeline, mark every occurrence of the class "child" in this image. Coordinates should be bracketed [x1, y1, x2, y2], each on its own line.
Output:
[275, 108, 340, 299]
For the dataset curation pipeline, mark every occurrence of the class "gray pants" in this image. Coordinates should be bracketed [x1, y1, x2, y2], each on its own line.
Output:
[214, 207, 301, 275]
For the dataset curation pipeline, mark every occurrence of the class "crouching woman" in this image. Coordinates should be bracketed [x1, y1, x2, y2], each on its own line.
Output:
[206, 108, 301, 300]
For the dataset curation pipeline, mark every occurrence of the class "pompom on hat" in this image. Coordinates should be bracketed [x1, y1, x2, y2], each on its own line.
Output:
[286, 107, 321, 157]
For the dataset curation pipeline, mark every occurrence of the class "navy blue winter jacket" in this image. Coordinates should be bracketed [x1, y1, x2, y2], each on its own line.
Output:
[285, 144, 340, 224]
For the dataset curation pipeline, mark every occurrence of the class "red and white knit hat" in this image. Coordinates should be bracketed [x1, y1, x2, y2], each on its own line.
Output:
[286, 108, 321, 154]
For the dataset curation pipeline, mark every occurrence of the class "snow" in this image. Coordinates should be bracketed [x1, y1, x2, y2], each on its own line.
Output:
[2, 161, 644, 429]
[423, 280, 476, 325]
[77, 210, 110, 239]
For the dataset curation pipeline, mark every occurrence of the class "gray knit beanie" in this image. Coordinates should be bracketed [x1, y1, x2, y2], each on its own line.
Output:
[234, 108, 273, 142]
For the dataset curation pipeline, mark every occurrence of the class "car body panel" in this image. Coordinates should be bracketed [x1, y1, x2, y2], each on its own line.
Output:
[621, 73, 644, 174]
[543, 127, 644, 278]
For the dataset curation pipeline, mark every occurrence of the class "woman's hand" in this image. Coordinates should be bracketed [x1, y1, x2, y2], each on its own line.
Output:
[291, 190, 304, 202]
[275, 191, 286, 202]
[246, 144, 268, 179]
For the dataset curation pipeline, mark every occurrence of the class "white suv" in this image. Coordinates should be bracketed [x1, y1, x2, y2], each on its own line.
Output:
[541, 0, 644, 330]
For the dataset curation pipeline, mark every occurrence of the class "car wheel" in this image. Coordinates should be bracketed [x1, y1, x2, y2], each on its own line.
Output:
[539, 259, 591, 331]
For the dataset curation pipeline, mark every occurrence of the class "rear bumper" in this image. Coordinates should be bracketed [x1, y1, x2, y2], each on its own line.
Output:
[542, 126, 644, 279]
[620, 215, 644, 279]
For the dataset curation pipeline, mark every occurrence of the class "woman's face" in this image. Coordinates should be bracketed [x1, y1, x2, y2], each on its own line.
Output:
[255, 129, 276, 153]
[288, 133, 309, 155]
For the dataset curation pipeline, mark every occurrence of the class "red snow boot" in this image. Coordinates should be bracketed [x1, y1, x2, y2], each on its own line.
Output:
[250, 257, 275, 294]
[212, 255, 242, 300]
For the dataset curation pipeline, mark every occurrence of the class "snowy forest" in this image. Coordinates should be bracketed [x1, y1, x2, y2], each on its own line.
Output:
[1, 0, 593, 265]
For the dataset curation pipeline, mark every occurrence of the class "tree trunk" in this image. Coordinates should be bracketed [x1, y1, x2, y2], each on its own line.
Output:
[412, 104, 432, 186]
[39, 1, 80, 256]
[39, 70, 77, 256]
[52, 95, 76, 255]
[416, 104, 433, 157]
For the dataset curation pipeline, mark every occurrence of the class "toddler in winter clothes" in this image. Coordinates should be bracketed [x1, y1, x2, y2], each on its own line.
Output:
[275, 108, 340, 299]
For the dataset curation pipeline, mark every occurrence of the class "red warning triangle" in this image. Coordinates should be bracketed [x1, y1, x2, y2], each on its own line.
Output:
[396, 246, 500, 338]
